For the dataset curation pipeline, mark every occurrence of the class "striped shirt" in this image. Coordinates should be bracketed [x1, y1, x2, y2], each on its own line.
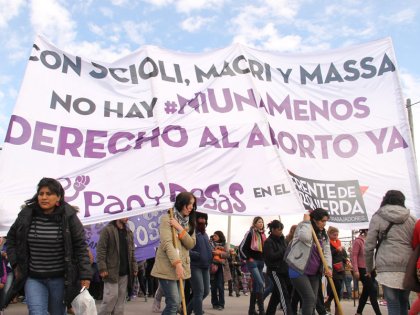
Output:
[27, 215, 65, 278]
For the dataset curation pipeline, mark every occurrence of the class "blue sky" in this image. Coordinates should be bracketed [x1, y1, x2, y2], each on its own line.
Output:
[1, 0, 420, 242]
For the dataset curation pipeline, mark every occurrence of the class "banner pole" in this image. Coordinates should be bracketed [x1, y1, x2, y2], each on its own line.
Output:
[227, 215, 232, 247]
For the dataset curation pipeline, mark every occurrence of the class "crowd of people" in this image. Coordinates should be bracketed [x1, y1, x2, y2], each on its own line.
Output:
[0, 179, 420, 315]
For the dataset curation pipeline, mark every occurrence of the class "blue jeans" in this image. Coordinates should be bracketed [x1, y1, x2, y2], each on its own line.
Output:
[159, 278, 181, 315]
[188, 267, 210, 315]
[210, 264, 225, 307]
[25, 277, 66, 315]
[246, 259, 265, 293]
[383, 285, 410, 315]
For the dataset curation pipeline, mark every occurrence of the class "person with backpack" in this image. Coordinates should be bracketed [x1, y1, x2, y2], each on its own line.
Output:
[365, 190, 416, 315]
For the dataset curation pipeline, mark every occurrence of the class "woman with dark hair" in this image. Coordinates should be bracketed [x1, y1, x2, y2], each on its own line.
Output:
[352, 229, 382, 315]
[365, 190, 415, 315]
[4, 177, 92, 314]
[285, 209, 332, 315]
[187, 212, 212, 315]
[263, 220, 292, 315]
[239, 216, 267, 315]
[151, 191, 197, 315]
[209, 230, 230, 310]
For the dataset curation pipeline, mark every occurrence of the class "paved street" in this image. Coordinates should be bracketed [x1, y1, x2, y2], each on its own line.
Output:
[3, 294, 387, 315]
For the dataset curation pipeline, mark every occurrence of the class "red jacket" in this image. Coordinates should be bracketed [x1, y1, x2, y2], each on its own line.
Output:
[411, 219, 420, 268]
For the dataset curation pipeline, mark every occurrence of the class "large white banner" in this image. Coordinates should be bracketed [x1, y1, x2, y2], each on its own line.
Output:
[0, 35, 419, 234]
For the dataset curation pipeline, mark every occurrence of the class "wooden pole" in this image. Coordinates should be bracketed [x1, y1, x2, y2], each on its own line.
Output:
[310, 226, 344, 315]
[169, 208, 187, 315]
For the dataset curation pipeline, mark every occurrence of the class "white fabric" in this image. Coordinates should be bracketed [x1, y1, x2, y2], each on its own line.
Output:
[0, 35, 419, 234]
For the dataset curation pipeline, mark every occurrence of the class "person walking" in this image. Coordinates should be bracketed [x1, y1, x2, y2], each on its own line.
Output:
[324, 226, 349, 314]
[151, 192, 197, 315]
[97, 217, 138, 315]
[239, 216, 267, 315]
[352, 229, 382, 315]
[210, 230, 231, 310]
[286, 209, 332, 315]
[365, 190, 416, 315]
[263, 220, 292, 315]
[187, 212, 212, 315]
[4, 177, 92, 314]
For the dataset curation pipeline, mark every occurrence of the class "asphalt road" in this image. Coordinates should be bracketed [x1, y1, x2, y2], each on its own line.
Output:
[3, 294, 387, 315]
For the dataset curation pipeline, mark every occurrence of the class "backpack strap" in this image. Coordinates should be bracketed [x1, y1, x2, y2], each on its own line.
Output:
[375, 222, 394, 259]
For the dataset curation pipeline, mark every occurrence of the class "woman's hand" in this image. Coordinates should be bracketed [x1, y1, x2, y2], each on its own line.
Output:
[14, 266, 21, 281]
[80, 279, 90, 289]
[169, 218, 183, 232]
[324, 269, 333, 278]
[100, 271, 109, 278]
[175, 263, 184, 280]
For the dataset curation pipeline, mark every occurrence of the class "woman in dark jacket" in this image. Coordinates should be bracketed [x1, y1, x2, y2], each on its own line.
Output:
[324, 226, 349, 314]
[209, 230, 230, 310]
[187, 212, 212, 315]
[4, 177, 92, 314]
[239, 216, 267, 315]
[263, 220, 292, 315]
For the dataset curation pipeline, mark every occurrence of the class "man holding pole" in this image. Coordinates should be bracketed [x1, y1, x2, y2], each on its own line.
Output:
[151, 192, 197, 315]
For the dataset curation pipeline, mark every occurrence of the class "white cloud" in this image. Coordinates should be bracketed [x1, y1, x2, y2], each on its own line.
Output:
[143, 0, 174, 7]
[231, 5, 304, 52]
[180, 16, 213, 32]
[4, 31, 32, 63]
[400, 71, 420, 102]
[64, 40, 132, 63]
[122, 21, 153, 46]
[110, 0, 130, 6]
[263, 0, 300, 19]
[176, 0, 226, 13]
[0, 0, 25, 28]
[384, 8, 416, 25]
[88, 23, 105, 37]
[30, 0, 76, 46]
[100, 7, 114, 19]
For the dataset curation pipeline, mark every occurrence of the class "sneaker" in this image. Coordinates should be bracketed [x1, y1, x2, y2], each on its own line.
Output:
[152, 299, 161, 313]
[244, 292, 249, 296]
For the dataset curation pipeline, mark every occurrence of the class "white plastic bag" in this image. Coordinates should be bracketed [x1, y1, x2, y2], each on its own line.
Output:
[71, 288, 97, 315]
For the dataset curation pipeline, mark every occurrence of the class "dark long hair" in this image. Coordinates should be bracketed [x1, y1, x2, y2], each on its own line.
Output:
[310, 208, 329, 241]
[267, 220, 283, 235]
[174, 191, 197, 235]
[25, 177, 65, 208]
[213, 230, 226, 244]
[380, 190, 405, 208]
